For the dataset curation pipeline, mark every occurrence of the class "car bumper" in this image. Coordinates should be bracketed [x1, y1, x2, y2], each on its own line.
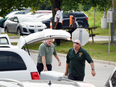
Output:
[21, 27, 46, 35]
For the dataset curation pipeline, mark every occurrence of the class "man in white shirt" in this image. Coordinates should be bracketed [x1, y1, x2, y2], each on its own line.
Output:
[54, 6, 62, 46]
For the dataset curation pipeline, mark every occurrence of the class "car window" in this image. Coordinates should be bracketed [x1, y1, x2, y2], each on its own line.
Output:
[13, 17, 19, 22]
[0, 51, 26, 71]
[73, 13, 86, 17]
[15, 12, 25, 14]
[63, 13, 70, 18]
[8, 17, 14, 21]
[0, 37, 9, 45]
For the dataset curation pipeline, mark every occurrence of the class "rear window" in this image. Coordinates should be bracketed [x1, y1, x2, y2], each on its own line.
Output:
[0, 37, 9, 45]
[0, 51, 26, 71]
[63, 12, 86, 18]
[73, 13, 86, 17]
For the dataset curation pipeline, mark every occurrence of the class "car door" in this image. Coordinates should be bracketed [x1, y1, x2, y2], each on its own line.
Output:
[11, 17, 19, 33]
[6, 17, 14, 32]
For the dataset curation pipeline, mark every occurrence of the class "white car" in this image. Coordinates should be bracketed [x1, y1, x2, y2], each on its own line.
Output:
[0, 29, 70, 80]
[5, 10, 29, 18]
[4, 15, 46, 35]
[105, 67, 116, 87]
[0, 78, 96, 87]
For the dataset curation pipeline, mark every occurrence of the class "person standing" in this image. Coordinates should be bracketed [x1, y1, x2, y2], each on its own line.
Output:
[69, 16, 78, 28]
[54, 6, 63, 46]
[68, 17, 78, 37]
[64, 39, 96, 81]
[37, 39, 61, 74]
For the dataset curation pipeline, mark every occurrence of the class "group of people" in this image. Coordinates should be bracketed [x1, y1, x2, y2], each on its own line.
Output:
[37, 39, 96, 81]
[36, 7, 96, 81]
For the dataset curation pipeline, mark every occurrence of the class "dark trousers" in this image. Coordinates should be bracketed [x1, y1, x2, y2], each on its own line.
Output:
[37, 63, 52, 74]
[55, 23, 62, 46]
[68, 73, 84, 81]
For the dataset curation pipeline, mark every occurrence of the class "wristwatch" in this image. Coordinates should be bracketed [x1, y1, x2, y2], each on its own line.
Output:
[92, 68, 95, 71]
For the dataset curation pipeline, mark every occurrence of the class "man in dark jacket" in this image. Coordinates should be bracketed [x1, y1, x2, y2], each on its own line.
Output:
[64, 39, 96, 81]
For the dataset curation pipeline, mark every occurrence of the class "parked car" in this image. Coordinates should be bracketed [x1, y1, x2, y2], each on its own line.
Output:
[0, 35, 40, 80]
[5, 10, 30, 18]
[0, 10, 30, 28]
[4, 15, 46, 35]
[0, 29, 70, 80]
[0, 78, 96, 87]
[105, 67, 116, 87]
[0, 17, 8, 28]
[26, 10, 52, 15]
[39, 12, 89, 28]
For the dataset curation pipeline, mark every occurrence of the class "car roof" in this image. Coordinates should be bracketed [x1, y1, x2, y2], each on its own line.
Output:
[7, 15, 36, 19]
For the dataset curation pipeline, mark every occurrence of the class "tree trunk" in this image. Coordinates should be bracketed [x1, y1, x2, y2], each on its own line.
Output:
[112, 0, 116, 40]
[50, 0, 62, 28]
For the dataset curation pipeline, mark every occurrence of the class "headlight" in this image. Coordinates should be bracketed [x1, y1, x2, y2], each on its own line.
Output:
[21, 24, 28, 27]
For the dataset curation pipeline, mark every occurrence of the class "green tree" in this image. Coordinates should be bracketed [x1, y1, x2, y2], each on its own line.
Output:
[0, 0, 43, 17]
[0, 0, 112, 17]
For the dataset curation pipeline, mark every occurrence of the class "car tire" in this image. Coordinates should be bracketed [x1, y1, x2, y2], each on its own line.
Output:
[4, 27, 9, 33]
[78, 24, 83, 28]
[17, 27, 22, 35]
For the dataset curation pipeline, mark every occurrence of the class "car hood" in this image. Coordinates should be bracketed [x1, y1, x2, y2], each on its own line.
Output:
[17, 29, 71, 49]
[21, 22, 44, 25]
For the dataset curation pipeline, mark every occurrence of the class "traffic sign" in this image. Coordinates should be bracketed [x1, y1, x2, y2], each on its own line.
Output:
[72, 28, 89, 46]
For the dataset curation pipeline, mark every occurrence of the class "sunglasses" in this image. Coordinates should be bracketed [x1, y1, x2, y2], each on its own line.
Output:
[74, 42, 80, 45]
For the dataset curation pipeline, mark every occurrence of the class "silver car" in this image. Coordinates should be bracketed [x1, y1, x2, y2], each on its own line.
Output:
[4, 15, 46, 35]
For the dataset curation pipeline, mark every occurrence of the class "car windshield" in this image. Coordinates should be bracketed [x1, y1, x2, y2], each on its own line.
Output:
[18, 16, 40, 22]
[38, 13, 52, 21]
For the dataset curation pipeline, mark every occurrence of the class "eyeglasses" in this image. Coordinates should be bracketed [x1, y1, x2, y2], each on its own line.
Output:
[74, 42, 80, 45]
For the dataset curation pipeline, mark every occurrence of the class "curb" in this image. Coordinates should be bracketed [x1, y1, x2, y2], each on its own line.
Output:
[30, 50, 116, 66]
[9, 36, 20, 39]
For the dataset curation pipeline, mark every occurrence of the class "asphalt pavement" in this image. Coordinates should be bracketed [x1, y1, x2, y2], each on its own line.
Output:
[30, 50, 116, 87]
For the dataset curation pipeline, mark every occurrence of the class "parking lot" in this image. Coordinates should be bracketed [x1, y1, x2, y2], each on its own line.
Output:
[30, 51, 115, 87]
[0, 27, 116, 87]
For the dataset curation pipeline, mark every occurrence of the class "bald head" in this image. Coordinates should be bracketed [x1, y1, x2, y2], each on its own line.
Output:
[74, 40, 81, 45]
[46, 39, 53, 46]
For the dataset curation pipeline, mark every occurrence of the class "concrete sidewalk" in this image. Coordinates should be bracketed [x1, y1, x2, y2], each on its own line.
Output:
[9, 35, 116, 42]
[30, 50, 116, 66]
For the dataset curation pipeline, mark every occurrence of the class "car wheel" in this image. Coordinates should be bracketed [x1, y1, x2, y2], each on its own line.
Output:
[17, 28, 22, 35]
[78, 24, 83, 28]
[4, 27, 9, 33]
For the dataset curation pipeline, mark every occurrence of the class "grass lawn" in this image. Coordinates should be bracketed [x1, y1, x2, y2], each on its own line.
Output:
[7, 9, 116, 62]
[25, 40, 116, 62]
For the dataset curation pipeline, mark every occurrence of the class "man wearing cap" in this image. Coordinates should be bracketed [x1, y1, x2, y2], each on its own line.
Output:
[54, 6, 62, 46]
[64, 39, 96, 81]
